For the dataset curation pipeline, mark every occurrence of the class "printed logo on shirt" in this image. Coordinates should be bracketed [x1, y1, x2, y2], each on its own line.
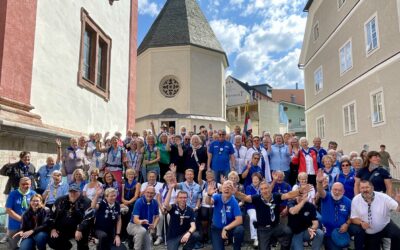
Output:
[339, 204, 347, 212]
[304, 212, 310, 217]
[226, 206, 231, 213]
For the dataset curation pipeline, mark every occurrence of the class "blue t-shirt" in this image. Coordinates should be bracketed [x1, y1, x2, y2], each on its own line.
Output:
[336, 171, 355, 199]
[6, 189, 36, 230]
[208, 140, 234, 171]
[242, 165, 264, 187]
[310, 147, 327, 168]
[132, 196, 159, 229]
[212, 194, 241, 229]
[37, 164, 61, 191]
[272, 182, 291, 206]
[320, 192, 351, 236]
[245, 185, 260, 210]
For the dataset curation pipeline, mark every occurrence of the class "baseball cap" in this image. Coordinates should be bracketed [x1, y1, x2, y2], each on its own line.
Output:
[331, 228, 350, 247]
[69, 183, 81, 192]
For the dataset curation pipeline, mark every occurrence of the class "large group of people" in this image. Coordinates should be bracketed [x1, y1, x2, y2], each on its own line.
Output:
[1, 123, 400, 250]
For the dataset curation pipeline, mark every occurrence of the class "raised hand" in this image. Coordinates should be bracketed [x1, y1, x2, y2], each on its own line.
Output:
[169, 163, 177, 173]
[272, 171, 279, 181]
[316, 169, 325, 183]
[220, 175, 226, 184]
[300, 184, 314, 194]
[199, 163, 206, 172]
[55, 138, 62, 147]
[207, 184, 217, 197]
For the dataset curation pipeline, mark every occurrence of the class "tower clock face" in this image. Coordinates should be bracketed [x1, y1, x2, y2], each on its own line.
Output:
[160, 77, 180, 98]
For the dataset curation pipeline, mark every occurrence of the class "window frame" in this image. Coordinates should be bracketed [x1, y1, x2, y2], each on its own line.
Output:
[369, 88, 386, 127]
[364, 13, 380, 57]
[78, 8, 112, 101]
[316, 115, 325, 139]
[313, 21, 319, 42]
[338, 0, 346, 10]
[342, 101, 358, 136]
[339, 39, 353, 76]
[314, 66, 323, 94]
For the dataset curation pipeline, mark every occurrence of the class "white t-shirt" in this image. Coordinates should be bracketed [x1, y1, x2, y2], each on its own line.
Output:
[292, 184, 315, 203]
[351, 192, 398, 234]
[234, 146, 247, 173]
[158, 184, 177, 205]
[83, 182, 103, 201]
[140, 182, 164, 194]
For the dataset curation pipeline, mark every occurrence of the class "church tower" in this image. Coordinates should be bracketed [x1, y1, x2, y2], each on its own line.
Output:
[135, 0, 228, 132]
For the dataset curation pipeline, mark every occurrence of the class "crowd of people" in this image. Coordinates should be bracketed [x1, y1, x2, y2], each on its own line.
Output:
[1, 123, 400, 250]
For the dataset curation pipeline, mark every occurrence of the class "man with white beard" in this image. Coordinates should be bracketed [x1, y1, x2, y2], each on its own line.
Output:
[316, 169, 364, 250]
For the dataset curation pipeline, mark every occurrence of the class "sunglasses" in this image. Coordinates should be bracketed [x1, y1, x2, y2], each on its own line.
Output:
[342, 164, 350, 167]
[253, 157, 260, 160]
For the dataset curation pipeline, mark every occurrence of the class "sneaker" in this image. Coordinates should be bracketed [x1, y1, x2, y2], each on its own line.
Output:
[253, 239, 258, 247]
[154, 236, 163, 246]
[0, 235, 8, 244]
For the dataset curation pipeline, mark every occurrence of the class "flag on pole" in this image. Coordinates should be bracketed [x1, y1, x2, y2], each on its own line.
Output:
[243, 101, 252, 137]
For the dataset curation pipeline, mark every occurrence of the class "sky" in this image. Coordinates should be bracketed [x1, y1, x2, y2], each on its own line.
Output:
[138, 0, 308, 89]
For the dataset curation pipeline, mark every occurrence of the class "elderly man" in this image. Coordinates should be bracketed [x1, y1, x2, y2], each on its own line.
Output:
[229, 125, 242, 144]
[207, 130, 235, 183]
[244, 135, 271, 182]
[127, 186, 159, 250]
[48, 183, 92, 250]
[36, 139, 62, 194]
[311, 137, 327, 168]
[42, 170, 69, 208]
[316, 169, 364, 250]
[206, 180, 244, 250]
[235, 180, 312, 250]
[5, 177, 36, 249]
[351, 180, 400, 250]
[233, 135, 247, 174]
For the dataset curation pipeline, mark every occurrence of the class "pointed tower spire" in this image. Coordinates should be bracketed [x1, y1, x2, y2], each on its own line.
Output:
[138, 0, 227, 63]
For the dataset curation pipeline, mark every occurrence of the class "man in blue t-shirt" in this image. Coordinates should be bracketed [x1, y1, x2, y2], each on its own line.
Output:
[6, 177, 36, 250]
[127, 186, 159, 250]
[36, 156, 61, 194]
[207, 130, 235, 183]
[316, 169, 364, 250]
[206, 180, 244, 250]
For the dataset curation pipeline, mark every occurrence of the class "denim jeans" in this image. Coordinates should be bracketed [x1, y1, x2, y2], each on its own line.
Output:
[213, 169, 230, 184]
[19, 231, 48, 250]
[166, 231, 200, 250]
[290, 229, 324, 250]
[211, 225, 244, 250]
[257, 224, 292, 250]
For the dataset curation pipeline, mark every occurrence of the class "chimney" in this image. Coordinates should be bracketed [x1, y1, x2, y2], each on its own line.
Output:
[295, 82, 298, 89]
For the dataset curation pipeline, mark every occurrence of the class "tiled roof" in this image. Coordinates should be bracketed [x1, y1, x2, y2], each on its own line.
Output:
[138, 0, 227, 61]
[271, 89, 305, 106]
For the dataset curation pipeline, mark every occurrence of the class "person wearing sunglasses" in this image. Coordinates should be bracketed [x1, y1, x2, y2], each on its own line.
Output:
[241, 152, 264, 188]
[235, 180, 313, 250]
[207, 130, 235, 183]
[336, 159, 355, 199]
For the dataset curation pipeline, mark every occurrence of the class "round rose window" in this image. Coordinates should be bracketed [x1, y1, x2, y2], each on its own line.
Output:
[159, 77, 180, 98]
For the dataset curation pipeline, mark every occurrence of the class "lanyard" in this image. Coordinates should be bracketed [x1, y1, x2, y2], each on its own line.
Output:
[185, 182, 195, 207]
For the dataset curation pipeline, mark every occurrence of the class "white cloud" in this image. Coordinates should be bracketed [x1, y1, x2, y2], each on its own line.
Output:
[210, 19, 248, 54]
[138, 0, 161, 17]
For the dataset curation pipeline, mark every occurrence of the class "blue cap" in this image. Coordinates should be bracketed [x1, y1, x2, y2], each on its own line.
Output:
[331, 228, 350, 247]
[69, 183, 81, 192]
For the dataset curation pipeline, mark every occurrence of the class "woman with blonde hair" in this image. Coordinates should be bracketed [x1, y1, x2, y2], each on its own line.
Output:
[141, 134, 160, 182]
[13, 194, 50, 250]
[83, 168, 103, 201]
[292, 172, 316, 204]
[69, 168, 87, 191]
